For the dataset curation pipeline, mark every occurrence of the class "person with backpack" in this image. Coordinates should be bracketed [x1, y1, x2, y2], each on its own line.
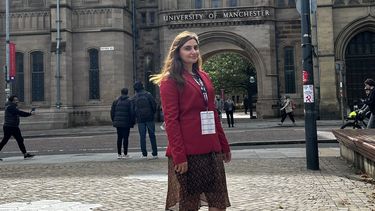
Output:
[110, 88, 135, 159]
[279, 95, 296, 126]
[133, 81, 158, 159]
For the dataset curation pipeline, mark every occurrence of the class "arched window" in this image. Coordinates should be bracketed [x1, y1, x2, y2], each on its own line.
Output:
[284, 47, 296, 93]
[228, 0, 237, 7]
[88, 49, 100, 100]
[31, 51, 44, 101]
[144, 54, 155, 96]
[211, 0, 221, 8]
[195, 0, 203, 8]
[13, 52, 24, 102]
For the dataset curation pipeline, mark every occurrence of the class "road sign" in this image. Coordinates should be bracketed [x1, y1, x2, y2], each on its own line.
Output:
[303, 85, 314, 103]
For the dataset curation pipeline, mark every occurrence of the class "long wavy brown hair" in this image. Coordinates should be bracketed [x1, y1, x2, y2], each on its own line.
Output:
[150, 31, 203, 87]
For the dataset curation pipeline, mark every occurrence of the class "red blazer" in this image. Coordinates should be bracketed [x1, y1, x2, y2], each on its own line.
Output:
[160, 69, 231, 165]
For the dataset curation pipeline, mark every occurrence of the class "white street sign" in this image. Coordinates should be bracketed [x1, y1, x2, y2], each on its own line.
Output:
[100, 46, 114, 51]
[303, 85, 314, 103]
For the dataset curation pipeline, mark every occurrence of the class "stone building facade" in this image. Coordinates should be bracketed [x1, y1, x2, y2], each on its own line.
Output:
[0, 0, 374, 128]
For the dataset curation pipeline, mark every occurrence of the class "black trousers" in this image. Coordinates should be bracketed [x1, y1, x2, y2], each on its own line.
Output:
[0, 126, 27, 154]
[116, 127, 130, 155]
[226, 111, 234, 127]
[281, 111, 295, 123]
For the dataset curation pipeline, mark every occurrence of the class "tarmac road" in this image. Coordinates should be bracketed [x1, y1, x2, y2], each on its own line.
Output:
[0, 120, 339, 157]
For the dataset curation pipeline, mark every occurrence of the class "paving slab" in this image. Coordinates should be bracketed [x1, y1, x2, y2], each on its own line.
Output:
[0, 148, 374, 210]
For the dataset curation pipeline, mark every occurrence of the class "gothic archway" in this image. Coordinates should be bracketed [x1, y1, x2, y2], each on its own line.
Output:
[345, 31, 375, 107]
[197, 31, 273, 118]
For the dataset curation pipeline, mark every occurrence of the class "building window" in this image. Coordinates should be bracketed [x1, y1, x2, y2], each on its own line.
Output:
[141, 12, 146, 24]
[277, 0, 285, 7]
[228, 0, 237, 7]
[89, 49, 100, 100]
[284, 47, 296, 93]
[13, 52, 24, 102]
[288, 0, 296, 7]
[31, 51, 44, 101]
[149, 11, 155, 24]
[211, 0, 221, 8]
[195, 0, 203, 8]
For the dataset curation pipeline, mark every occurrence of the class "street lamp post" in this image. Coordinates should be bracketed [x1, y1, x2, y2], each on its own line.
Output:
[301, 0, 319, 170]
[5, 0, 11, 99]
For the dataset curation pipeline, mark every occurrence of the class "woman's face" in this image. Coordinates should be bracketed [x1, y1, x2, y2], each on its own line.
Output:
[179, 38, 199, 66]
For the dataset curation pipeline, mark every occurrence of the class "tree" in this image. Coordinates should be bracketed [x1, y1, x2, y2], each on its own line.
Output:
[203, 52, 257, 98]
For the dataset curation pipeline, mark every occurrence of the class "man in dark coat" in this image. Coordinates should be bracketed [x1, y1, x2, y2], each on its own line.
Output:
[111, 88, 135, 159]
[363, 78, 375, 128]
[0, 95, 35, 161]
[133, 81, 158, 159]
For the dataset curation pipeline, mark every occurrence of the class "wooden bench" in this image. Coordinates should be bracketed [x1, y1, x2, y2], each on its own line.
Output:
[332, 129, 375, 178]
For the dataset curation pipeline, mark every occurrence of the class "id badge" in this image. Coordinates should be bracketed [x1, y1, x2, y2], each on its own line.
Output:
[200, 111, 216, 135]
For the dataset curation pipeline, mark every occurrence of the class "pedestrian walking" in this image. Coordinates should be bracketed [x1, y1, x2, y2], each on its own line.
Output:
[363, 78, 375, 128]
[151, 31, 231, 211]
[110, 88, 135, 159]
[243, 95, 249, 114]
[279, 95, 296, 126]
[224, 98, 235, 127]
[133, 81, 158, 159]
[0, 95, 35, 161]
[215, 95, 224, 122]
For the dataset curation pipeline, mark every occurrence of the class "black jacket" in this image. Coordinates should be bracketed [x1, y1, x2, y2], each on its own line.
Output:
[364, 89, 375, 114]
[110, 95, 135, 128]
[3, 102, 31, 127]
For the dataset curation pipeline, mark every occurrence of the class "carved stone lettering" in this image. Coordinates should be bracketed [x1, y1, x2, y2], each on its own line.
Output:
[28, 0, 44, 7]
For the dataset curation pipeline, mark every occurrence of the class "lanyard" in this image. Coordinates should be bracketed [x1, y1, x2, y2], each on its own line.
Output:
[192, 73, 209, 110]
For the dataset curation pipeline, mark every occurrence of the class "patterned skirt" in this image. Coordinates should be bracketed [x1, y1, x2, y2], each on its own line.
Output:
[165, 153, 231, 211]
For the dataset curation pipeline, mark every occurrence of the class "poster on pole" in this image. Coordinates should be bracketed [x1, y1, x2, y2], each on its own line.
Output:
[303, 85, 314, 103]
[9, 42, 16, 80]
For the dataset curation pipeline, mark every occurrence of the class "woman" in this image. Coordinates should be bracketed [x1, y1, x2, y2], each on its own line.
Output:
[151, 31, 231, 211]
[279, 95, 296, 126]
[110, 88, 134, 159]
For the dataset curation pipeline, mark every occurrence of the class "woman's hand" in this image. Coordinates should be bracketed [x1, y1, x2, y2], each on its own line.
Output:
[223, 152, 232, 163]
[174, 162, 188, 174]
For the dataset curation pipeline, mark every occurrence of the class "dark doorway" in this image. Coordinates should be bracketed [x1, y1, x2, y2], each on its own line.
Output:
[345, 31, 375, 108]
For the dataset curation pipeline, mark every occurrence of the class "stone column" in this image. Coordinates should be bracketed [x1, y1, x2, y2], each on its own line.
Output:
[316, 0, 340, 118]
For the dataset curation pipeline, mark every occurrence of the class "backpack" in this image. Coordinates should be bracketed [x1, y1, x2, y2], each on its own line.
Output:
[291, 100, 296, 110]
[134, 93, 155, 121]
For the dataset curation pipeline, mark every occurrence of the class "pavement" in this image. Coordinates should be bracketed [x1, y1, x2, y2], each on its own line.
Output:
[2, 114, 374, 210]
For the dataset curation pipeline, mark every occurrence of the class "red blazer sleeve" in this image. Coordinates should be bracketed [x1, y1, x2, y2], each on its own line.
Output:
[160, 78, 187, 164]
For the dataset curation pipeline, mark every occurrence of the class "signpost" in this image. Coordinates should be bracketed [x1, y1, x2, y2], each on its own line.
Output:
[301, 0, 319, 170]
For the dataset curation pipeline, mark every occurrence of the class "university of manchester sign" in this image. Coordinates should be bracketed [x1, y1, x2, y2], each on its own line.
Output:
[163, 8, 272, 23]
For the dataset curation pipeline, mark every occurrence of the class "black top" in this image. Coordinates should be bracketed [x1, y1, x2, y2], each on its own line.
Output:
[111, 95, 135, 128]
[3, 102, 31, 127]
[364, 89, 375, 114]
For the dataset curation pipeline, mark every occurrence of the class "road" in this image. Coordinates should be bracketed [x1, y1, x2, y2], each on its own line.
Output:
[0, 124, 339, 157]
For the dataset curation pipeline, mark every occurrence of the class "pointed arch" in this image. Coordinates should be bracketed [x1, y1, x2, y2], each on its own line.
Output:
[198, 31, 267, 97]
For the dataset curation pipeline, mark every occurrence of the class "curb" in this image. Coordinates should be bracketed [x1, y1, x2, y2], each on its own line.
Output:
[229, 139, 338, 146]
